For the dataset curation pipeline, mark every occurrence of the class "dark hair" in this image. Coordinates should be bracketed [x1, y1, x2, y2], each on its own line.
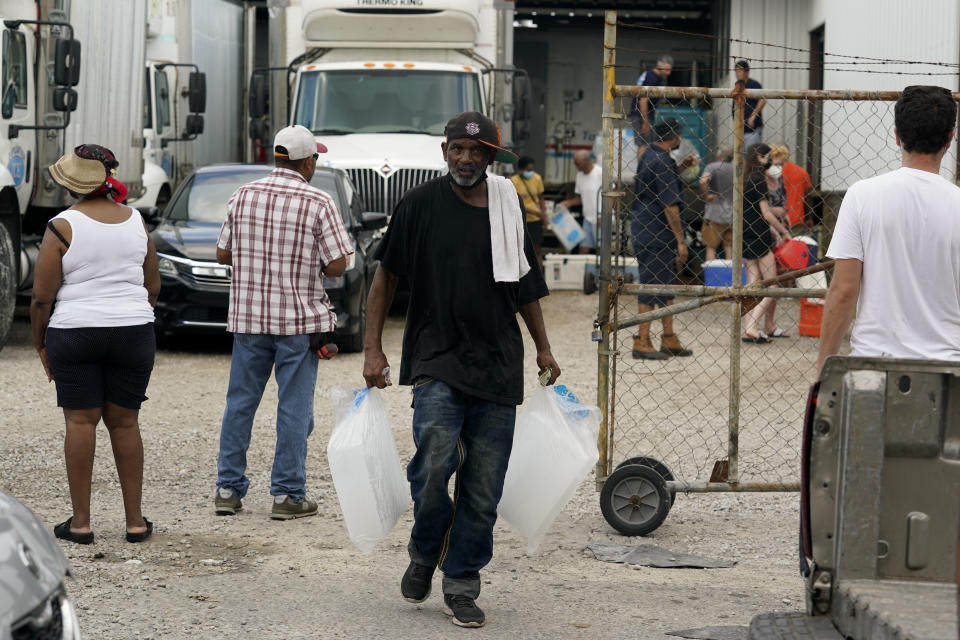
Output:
[743, 142, 771, 180]
[516, 155, 535, 170]
[735, 60, 750, 71]
[895, 85, 957, 154]
[274, 145, 311, 170]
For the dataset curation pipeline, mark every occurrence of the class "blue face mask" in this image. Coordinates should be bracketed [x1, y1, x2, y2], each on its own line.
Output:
[522, 170, 535, 179]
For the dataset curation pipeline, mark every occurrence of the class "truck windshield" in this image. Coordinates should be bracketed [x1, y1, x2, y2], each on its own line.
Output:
[295, 70, 482, 135]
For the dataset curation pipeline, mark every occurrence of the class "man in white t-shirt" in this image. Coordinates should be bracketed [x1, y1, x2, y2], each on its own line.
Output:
[818, 85, 960, 371]
[559, 150, 602, 255]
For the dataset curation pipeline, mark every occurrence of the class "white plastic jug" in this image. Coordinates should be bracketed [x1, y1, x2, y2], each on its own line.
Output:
[327, 387, 409, 554]
[498, 384, 601, 553]
[549, 205, 585, 251]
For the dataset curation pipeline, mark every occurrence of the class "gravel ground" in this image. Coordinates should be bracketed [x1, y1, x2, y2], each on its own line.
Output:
[0, 291, 806, 639]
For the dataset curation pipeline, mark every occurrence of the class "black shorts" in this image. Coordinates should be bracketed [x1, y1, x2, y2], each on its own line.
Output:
[45, 324, 156, 410]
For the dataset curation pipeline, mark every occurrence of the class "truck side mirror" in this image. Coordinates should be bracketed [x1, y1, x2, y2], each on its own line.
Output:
[249, 73, 268, 119]
[188, 72, 206, 113]
[512, 75, 530, 122]
[185, 114, 204, 135]
[54, 38, 81, 86]
[248, 116, 269, 140]
[52, 87, 78, 112]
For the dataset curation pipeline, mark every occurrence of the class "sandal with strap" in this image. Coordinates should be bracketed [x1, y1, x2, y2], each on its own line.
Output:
[126, 517, 153, 543]
[767, 327, 790, 338]
[54, 517, 94, 545]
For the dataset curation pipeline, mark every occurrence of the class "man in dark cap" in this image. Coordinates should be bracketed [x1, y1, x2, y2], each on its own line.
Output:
[630, 118, 696, 360]
[362, 111, 561, 628]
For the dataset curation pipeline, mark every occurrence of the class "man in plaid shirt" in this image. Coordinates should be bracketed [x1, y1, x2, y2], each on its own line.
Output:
[212, 125, 353, 520]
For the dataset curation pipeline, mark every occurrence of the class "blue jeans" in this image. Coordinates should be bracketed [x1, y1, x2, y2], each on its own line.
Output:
[407, 379, 516, 599]
[216, 333, 318, 501]
[743, 126, 763, 152]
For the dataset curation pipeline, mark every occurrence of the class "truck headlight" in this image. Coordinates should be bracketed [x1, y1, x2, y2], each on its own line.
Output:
[158, 257, 178, 278]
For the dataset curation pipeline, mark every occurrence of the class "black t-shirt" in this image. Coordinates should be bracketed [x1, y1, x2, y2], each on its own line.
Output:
[375, 176, 549, 405]
[742, 173, 774, 259]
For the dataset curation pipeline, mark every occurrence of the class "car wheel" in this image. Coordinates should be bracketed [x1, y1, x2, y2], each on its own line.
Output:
[0, 222, 16, 352]
[342, 284, 366, 353]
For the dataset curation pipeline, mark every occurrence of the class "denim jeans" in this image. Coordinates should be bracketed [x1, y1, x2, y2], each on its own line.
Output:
[216, 333, 318, 501]
[743, 126, 763, 152]
[406, 379, 516, 599]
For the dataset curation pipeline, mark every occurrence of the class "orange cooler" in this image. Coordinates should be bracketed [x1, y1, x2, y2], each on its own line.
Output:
[799, 298, 824, 337]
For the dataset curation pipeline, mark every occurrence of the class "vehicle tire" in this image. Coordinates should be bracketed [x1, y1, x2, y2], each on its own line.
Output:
[342, 283, 366, 353]
[583, 270, 597, 294]
[600, 464, 671, 536]
[0, 222, 16, 352]
[614, 456, 676, 505]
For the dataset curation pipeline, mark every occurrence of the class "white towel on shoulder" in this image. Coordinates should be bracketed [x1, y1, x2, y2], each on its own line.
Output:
[487, 175, 531, 282]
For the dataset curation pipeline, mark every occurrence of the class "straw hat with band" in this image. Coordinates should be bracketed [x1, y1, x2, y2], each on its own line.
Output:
[444, 111, 517, 163]
[49, 144, 127, 201]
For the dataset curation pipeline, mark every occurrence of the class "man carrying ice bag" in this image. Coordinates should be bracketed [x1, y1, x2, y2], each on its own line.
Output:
[363, 111, 561, 628]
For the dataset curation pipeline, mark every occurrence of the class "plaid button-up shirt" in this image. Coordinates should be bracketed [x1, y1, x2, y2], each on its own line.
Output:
[217, 168, 353, 335]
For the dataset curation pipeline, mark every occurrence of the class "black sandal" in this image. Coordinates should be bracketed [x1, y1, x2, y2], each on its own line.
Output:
[53, 517, 94, 545]
[126, 517, 153, 543]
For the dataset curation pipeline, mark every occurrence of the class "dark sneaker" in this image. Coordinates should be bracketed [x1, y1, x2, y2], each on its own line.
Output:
[400, 560, 435, 603]
[270, 495, 318, 520]
[214, 488, 242, 516]
[443, 594, 486, 628]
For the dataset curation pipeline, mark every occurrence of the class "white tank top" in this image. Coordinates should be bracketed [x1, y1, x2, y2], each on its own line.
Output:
[48, 208, 156, 329]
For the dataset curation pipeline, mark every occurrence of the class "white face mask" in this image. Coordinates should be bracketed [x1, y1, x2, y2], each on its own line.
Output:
[766, 164, 783, 179]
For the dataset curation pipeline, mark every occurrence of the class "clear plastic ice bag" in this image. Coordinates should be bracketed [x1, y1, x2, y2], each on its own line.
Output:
[327, 387, 409, 554]
[498, 384, 601, 553]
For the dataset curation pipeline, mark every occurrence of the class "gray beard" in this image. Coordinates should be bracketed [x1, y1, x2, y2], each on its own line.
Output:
[447, 164, 488, 189]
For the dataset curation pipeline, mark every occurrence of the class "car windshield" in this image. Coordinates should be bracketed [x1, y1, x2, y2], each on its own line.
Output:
[166, 167, 352, 225]
[167, 169, 271, 223]
[294, 70, 482, 136]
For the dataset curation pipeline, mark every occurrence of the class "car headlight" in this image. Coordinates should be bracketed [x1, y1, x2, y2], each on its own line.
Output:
[158, 257, 178, 278]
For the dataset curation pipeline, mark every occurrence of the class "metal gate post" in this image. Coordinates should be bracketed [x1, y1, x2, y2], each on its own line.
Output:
[596, 10, 617, 488]
[727, 90, 746, 483]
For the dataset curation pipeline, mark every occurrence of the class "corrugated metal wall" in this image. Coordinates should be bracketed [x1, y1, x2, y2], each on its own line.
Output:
[190, 0, 244, 168]
[727, 0, 960, 188]
[64, 0, 148, 193]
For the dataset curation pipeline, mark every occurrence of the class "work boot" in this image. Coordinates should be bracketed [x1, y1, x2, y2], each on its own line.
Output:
[214, 487, 242, 516]
[632, 334, 669, 360]
[270, 495, 318, 520]
[660, 333, 693, 357]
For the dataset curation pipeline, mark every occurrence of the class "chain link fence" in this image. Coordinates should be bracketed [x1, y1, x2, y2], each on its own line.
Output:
[592, 12, 960, 534]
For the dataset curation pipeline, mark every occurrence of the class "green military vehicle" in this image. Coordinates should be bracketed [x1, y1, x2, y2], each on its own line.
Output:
[749, 356, 960, 640]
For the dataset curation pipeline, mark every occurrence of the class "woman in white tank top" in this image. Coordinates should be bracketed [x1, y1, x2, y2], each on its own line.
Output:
[30, 144, 161, 545]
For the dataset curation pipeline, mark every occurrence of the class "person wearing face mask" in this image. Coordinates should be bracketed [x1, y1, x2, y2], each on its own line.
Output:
[510, 156, 547, 268]
[559, 150, 602, 255]
[629, 118, 698, 359]
[769, 144, 813, 235]
[741, 143, 793, 343]
[764, 152, 789, 229]
[363, 111, 560, 629]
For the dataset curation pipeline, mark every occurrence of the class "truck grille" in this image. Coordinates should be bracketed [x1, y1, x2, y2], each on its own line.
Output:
[346, 168, 441, 215]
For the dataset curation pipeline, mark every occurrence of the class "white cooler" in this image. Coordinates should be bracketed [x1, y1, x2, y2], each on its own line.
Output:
[544, 254, 597, 291]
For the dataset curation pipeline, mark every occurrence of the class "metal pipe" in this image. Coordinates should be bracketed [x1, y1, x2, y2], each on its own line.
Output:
[729, 91, 746, 485]
[596, 10, 618, 487]
[619, 285, 827, 298]
[667, 480, 801, 493]
[614, 86, 930, 101]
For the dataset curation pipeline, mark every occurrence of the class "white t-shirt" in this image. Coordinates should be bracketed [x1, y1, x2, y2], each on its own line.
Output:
[827, 167, 960, 361]
[575, 164, 603, 224]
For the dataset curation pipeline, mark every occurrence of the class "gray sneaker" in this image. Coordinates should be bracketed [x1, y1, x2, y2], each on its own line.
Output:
[270, 495, 318, 520]
[214, 487, 242, 516]
[443, 594, 486, 628]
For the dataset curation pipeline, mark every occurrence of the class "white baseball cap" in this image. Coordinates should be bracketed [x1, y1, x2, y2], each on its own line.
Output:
[273, 124, 327, 160]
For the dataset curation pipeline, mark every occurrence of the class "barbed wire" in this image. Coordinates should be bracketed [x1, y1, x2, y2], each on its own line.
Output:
[617, 20, 960, 69]
[617, 45, 960, 69]
[612, 62, 960, 77]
